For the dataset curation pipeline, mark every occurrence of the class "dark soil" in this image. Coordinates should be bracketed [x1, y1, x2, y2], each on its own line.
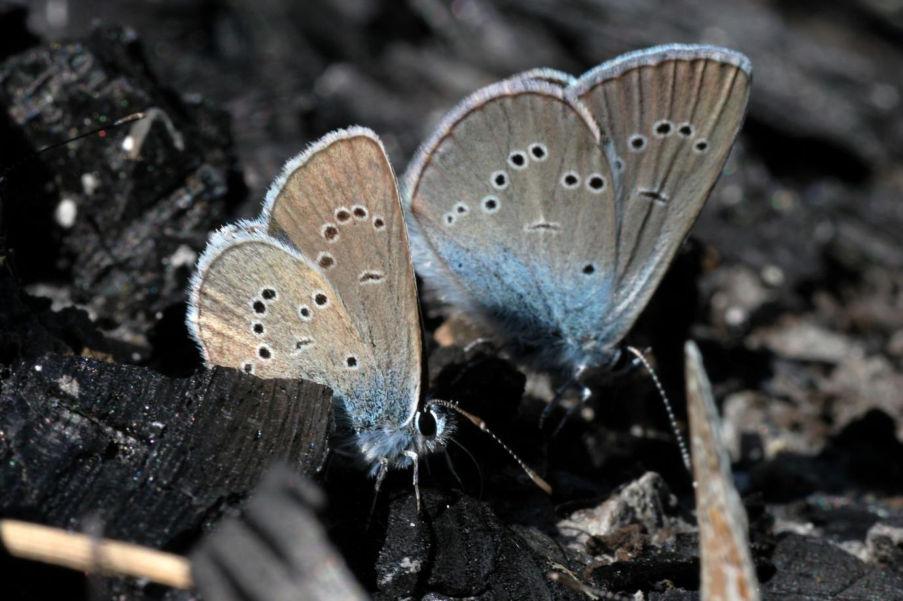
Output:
[2, 1, 903, 600]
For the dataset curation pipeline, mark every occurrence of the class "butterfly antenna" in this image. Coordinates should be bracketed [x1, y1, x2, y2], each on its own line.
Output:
[0, 112, 146, 184]
[429, 400, 552, 494]
[447, 435, 484, 499]
[626, 345, 692, 472]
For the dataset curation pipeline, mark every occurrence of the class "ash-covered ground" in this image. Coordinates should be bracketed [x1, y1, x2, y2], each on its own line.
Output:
[2, 1, 903, 599]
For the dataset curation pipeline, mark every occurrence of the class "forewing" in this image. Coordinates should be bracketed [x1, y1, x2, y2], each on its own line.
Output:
[572, 45, 751, 343]
[187, 230, 385, 428]
[261, 128, 422, 427]
[403, 80, 618, 351]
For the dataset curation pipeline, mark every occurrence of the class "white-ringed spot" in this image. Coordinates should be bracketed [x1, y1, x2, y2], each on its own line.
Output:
[529, 143, 548, 161]
[586, 173, 606, 193]
[653, 120, 674, 137]
[352, 205, 369, 220]
[481, 196, 500, 213]
[313, 291, 329, 308]
[322, 223, 339, 242]
[561, 171, 580, 189]
[298, 305, 312, 321]
[317, 252, 335, 269]
[628, 134, 647, 152]
[508, 150, 528, 170]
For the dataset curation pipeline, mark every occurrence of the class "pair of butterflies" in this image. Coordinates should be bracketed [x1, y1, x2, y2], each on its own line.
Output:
[187, 44, 752, 483]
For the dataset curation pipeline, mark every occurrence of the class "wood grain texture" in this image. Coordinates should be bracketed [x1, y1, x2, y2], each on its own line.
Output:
[0, 354, 331, 549]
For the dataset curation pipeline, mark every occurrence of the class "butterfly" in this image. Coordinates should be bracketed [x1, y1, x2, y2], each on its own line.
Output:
[402, 44, 751, 404]
[186, 127, 549, 498]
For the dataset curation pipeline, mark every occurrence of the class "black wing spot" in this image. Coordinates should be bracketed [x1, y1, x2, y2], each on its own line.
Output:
[491, 170, 508, 190]
[314, 292, 328, 307]
[678, 123, 694, 137]
[252, 322, 264, 334]
[654, 120, 673, 136]
[295, 338, 313, 350]
[529, 143, 548, 160]
[508, 151, 527, 170]
[359, 271, 384, 283]
[322, 224, 339, 241]
[639, 189, 669, 204]
[243, 362, 254, 374]
[298, 305, 312, 320]
[352, 205, 368, 220]
[253, 300, 266, 314]
[335, 208, 351, 223]
[629, 134, 647, 152]
[525, 221, 561, 232]
[261, 288, 276, 300]
[582, 263, 595, 275]
[561, 171, 580, 189]
[346, 355, 358, 368]
[482, 196, 500, 213]
[587, 174, 606, 192]
[318, 252, 335, 269]
[694, 139, 709, 154]
[373, 217, 385, 229]
[258, 346, 271, 359]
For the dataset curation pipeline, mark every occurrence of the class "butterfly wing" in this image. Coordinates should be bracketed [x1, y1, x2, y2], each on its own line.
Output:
[187, 229, 382, 428]
[571, 45, 751, 344]
[260, 127, 423, 430]
[403, 80, 620, 365]
[506, 67, 575, 87]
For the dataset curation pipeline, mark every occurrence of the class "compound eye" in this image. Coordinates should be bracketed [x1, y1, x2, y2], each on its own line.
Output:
[415, 410, 438, 437]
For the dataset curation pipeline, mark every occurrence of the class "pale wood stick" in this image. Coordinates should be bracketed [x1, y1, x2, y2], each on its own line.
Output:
[0, 519, 193, 589]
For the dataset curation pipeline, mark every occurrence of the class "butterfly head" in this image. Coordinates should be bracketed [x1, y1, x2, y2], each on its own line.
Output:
[558, 335, 622, 380]
[357, 402, 454, 474]
[413, 402, 453, 453]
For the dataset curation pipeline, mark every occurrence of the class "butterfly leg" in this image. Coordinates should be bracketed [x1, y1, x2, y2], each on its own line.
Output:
[403, 450, 421, 512]
[366, 457, 390, 529]
[550, 385, 593, 438]
[539, 377, 578, 432]
[443, 448, 466, 490]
